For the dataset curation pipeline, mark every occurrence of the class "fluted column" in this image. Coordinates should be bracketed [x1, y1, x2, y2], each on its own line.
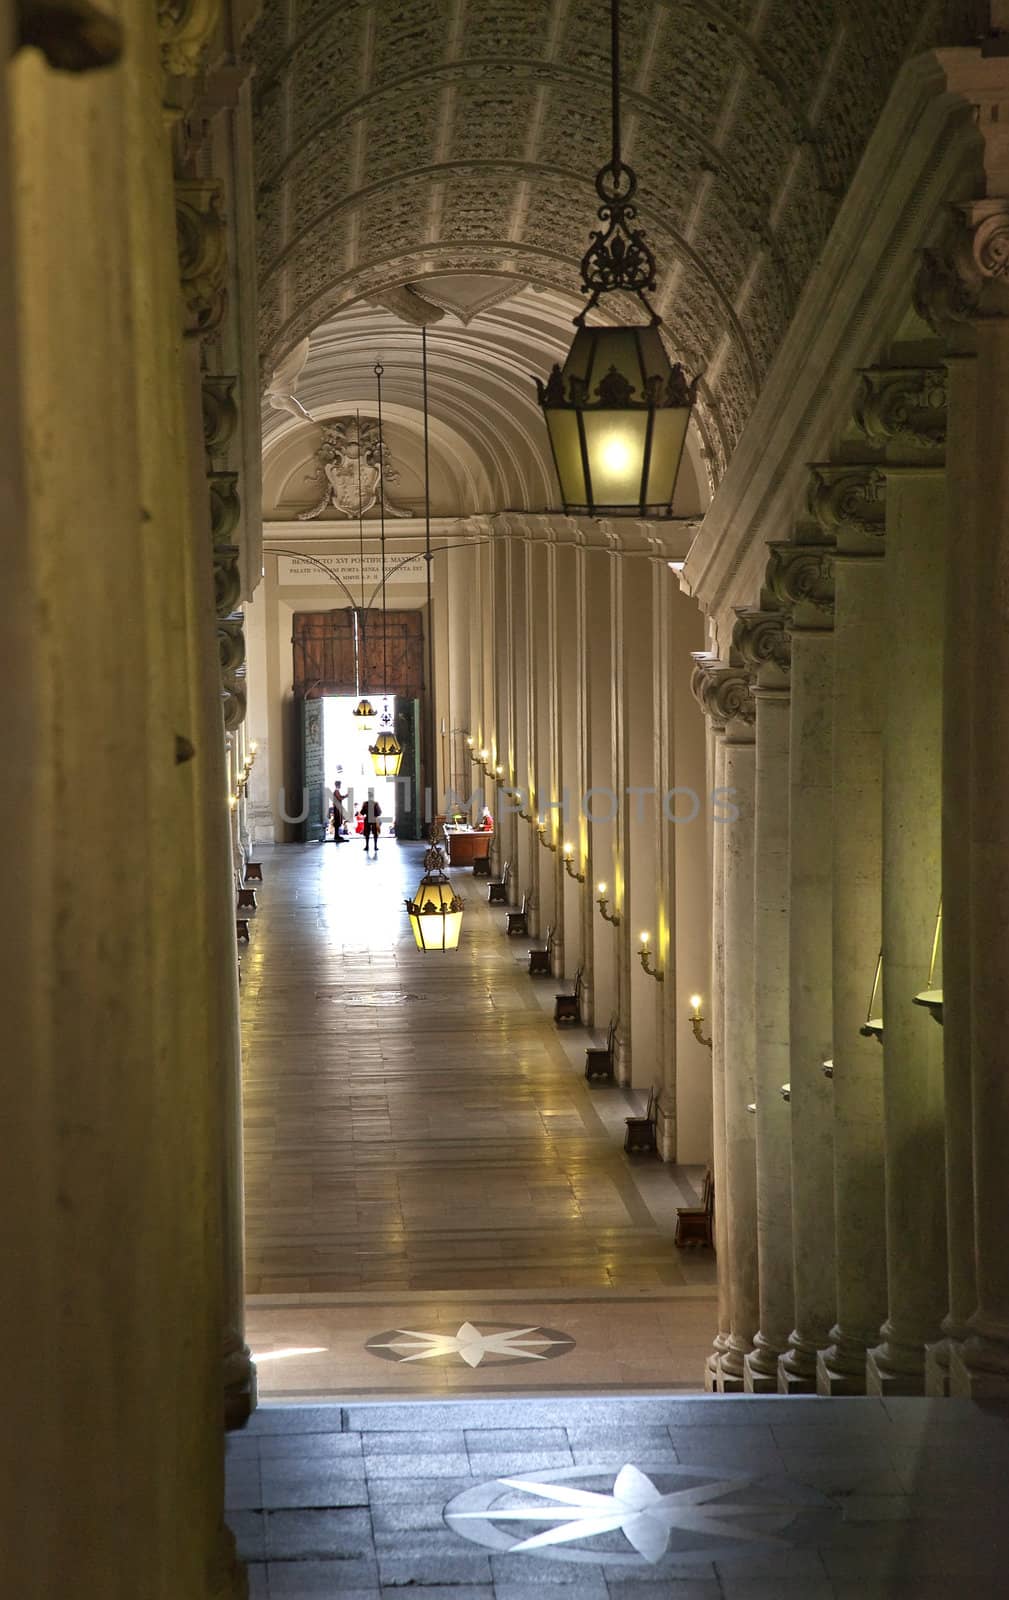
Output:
[734, 611, 794, 1393]
[811, 466, 888, 1396]
[766, 541, 837, 1394]
[853, 369, 948, 1396]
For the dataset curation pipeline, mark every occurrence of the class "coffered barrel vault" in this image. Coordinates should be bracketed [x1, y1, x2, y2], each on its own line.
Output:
[246, 0, 960, 477]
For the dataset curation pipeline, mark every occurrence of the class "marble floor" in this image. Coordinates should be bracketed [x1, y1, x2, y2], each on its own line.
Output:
[227, 1393, 1009, 1598]
[240, 840, 716, 1397]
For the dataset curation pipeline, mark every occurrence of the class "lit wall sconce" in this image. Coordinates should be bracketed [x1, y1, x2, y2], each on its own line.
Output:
[228, 794, 238, 811]
[780, 1083, 791, 1102]
[746, 1102, 756, 1115]
[689, 994, 712, 1050]
[495, 763, 504, 778]
[859, 950, 884, 1042]
[562, 843, 585, 882]
[536, 817, 557, 852]
[821, 1058, 834, 1079]
[596, 882, 621, 926]
[638, 932, 664, 982]
[912, 897, 943, 1025]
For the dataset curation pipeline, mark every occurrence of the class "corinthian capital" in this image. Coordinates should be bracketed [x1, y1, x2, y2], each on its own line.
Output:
[765, 542, 835, 615]
[807, 465, 886, 540]
[176, 180, 227, 339]
[853, 367, 947, 451]
[732, 608, 791, 679]
[690, 653, 755, 727]
[15, 0, 122, 69]
[159, 0, 220, 79]
[914, 200, 1009, 333]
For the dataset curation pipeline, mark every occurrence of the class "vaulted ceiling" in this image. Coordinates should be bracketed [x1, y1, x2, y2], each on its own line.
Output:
[246, 0, 968, 481]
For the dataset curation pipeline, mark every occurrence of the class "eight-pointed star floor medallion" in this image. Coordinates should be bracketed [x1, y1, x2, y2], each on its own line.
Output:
[365, 1320, 575, 1369]
[445, 1461, 834, 1567]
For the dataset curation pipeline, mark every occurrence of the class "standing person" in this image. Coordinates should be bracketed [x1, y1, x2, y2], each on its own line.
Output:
[330, 781, 347, 843]
[358, 794, 382, 854]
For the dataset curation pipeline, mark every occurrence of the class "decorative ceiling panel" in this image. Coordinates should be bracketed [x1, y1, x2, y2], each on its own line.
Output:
[247, 0, 967, 469]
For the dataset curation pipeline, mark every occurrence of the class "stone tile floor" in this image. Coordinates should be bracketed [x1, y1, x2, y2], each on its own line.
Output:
[241, 842, 716, 1397]
[228, 1395, 1009, 1597]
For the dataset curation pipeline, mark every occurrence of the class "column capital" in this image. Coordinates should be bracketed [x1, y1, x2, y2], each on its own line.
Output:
[202, 375, 239, 461]
[690, 653, 755, 729]
[807, 464, 886, 543]
[175, 179, 228, 339]
[732, 607, 791, 685]
[765, 541, 835, 619]
[159, 0, 221, 80]
[853, 366, 947, 452]
[913, 199, 1009, 335]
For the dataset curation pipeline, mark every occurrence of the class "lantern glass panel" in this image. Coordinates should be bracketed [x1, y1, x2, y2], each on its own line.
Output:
[545, 408, 587, 507]
[581, 409, 649, 507]
[645, 405, 691, 510]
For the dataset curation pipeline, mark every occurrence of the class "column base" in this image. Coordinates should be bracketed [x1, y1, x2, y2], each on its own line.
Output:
[224, 1341, 257, 1432]
[778, 1359, 817, 1396]
[924, 1340, 951, 1398]
[865, 1345, 925, 1397]
[949, 1339, 1009, 1400]
[716, 1357, 745, 1394]
[816, 1347, 867, 1396]
[210, 1522, 247, 1600]
[743, 1352, 779, 1393]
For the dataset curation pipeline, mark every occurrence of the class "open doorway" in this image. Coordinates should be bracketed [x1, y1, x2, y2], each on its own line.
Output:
[322, 693, 399, 841]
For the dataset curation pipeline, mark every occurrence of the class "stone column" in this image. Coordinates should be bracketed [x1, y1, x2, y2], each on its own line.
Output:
[586, 545, 620, 1032]
[934, 205, 1009, 1398]
[691, 660, 731, 1389]
[853, 371, 948, 1396]
[696, 662, 758, 1389]
[766, 541, 837, 1394]
[810, 467, 888, 1396]
[734, 611, 794, 1393]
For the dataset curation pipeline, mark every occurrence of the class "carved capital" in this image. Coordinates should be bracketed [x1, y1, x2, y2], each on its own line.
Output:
[765, 542, 835, 615]
[914, 202, 1009, 334]
[213, 545, 241, 618]
[853, 367, 947, 451]
[807, 465, 886, 540]
[209, 470, 240, 545]
[159, 0, 220, 79]
[15, 0, 122, 70]
[690, 653, 755, 727]
[202, 374, 239, 459]
[175, 180, 227, 339]
[732, 608, 791, 678]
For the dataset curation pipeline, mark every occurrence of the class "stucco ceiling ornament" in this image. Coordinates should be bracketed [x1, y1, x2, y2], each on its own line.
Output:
[807, 465, 886, 540]
[298, 416, 410, 522]
[732, 608, 791, 678]
[764, 542, 835, 616]
[853, 367, 947, 451]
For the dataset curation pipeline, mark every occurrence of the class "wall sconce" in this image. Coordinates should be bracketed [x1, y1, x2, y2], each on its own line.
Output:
[536, 817, 557, 851]
[780, 1083, 791, 1102]
[596, 882, 621, 926]
[821, 1058, 834, 1078]
[518, 807, 534, 823]
[859, 950, 884, 1042]
[638, 932, 664, 982]
[689, 994, 712, 1050]
[495, 763, 504, 778]
[912, 897, 943, 1025]
[562, 843, 585, 882]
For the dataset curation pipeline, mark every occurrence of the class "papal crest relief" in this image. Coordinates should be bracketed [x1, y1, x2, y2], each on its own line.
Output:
[298, 415, 410, 520]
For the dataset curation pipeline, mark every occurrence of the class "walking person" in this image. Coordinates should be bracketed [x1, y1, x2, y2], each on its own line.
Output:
[330, 781, 347, 843]
[358, 794, 382, 854]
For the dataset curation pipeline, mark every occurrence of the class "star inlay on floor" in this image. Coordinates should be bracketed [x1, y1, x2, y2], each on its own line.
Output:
[445, 1460, 833, 1568]
[365, 1320, 575, 1368]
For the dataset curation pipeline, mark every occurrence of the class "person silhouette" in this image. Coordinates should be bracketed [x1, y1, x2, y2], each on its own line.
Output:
[358, 795, 382, 853]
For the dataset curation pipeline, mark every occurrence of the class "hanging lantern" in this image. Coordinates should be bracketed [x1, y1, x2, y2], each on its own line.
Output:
[353, 697, 376, 732]
[369, 728, 403, 778]
[406, 846, 464, 950]
[536, 1, 697, 517]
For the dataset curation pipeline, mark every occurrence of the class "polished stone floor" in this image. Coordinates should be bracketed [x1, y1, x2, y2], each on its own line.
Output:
[240, 840, 716, 1396]
[228, 1394, 1009, 1598]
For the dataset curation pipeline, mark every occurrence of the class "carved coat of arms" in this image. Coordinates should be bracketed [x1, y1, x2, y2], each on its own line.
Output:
[299, 416, 409, 520]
